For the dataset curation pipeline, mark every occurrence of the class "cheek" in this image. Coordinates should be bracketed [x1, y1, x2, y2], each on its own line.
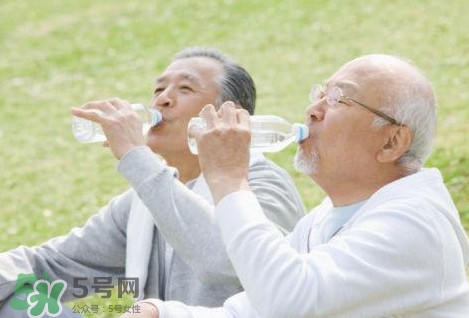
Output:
[328, 131, 381, 167]
[314, 124, 360, 159]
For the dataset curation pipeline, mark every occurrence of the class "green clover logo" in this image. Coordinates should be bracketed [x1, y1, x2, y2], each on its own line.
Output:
[9, 273, 67, 318]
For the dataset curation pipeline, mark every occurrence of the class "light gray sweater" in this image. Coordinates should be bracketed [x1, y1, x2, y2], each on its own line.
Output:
[0, 146, 305, 308]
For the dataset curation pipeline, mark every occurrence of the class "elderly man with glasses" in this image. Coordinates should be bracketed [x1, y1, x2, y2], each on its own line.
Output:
[118, 54, 469, 317]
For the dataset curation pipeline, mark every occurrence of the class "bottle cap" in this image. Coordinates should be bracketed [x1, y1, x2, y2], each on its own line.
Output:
[292, 123, 309, 143]
[149, 109, 163, 126]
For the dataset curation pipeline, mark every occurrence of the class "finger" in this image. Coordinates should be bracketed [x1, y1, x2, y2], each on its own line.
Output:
[83, 100, 117, 114]
[237, 109, 250, 129]
[70, 101, 117, 122]
[219, 101, 237, 126]
[70, 106, 106, 123]
[199, 104, 218, 129]
[107, 97, 130, 110]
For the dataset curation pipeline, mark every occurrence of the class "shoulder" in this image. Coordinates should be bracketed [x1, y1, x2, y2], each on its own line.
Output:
[106, 188, 135, 228]
[248, 155, 293, 181]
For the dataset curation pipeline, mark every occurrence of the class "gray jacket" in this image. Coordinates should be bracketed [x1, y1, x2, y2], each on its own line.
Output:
[0, 146, 305, 307]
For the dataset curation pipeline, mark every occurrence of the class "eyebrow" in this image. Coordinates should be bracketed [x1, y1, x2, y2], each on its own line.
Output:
[155, 72, 202, 86]
[326, 80, 359, 92]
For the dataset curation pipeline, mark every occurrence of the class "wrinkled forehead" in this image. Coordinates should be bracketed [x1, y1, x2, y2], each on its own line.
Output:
[324, 57, 399, 97]
[156, 57, 223, 85]
[155, 70, 201, 86]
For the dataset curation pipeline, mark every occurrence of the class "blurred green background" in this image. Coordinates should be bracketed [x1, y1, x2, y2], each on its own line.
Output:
[1, 0, 468, 316]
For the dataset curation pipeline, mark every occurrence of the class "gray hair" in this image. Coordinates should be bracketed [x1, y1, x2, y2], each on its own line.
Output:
[173, 47, 256, 115]
[373, 62, 437, 173]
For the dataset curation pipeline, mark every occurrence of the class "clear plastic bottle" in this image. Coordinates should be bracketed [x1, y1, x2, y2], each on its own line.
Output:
[72, 103, 162, 143]
[187, 115, 309, 155]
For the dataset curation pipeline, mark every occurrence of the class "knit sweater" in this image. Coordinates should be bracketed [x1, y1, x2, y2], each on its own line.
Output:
[0, 146, 305, 309]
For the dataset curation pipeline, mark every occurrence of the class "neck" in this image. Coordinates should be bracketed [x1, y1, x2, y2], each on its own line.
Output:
[315, 165, 411, 207]
[163, 150, 201, 184]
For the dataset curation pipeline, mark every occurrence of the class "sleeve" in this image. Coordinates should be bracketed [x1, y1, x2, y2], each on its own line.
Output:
[139, 298, 232, 318]
[0, 190, 133, 302]
[216, 191, 444, 318]
[246, 159, 305, 235]
[117, 146, 305, 285]
[135, 292, 258, 318]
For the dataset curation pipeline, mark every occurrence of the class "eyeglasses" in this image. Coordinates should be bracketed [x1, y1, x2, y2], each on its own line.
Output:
[309, 85, 401, 126]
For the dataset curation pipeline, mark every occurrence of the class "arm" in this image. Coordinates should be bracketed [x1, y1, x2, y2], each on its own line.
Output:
[0, 190, 133, 302]
[73, 101, 305, 284]
[118, 146, 304, 284]
[215, 191, 446, 318]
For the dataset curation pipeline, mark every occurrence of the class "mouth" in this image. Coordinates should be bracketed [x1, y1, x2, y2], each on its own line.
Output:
[299, 129, 314, 147]
[150, 120, 165, 131]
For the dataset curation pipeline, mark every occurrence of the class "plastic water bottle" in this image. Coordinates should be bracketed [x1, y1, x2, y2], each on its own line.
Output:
[72, 103, 162, 143]
[187, 115, 309, 155]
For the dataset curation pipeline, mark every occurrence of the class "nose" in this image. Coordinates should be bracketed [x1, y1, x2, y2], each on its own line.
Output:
[305, 100, 326, 123]
[151, 87, 175, 109]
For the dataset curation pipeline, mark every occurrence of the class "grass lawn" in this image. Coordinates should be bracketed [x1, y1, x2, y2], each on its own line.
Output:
[1, 0, 468, 316]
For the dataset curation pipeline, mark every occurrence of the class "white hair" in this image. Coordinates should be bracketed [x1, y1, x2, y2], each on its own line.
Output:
[374, 74, 437, 173]
[294, 147, 319, 175]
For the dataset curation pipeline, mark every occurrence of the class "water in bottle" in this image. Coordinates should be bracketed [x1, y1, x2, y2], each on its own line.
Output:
[187, 115, 309, 155]
[72, 103, 162, 143]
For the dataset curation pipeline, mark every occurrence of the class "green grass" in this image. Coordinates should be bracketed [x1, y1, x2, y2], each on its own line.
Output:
[1, 0, 468, 316]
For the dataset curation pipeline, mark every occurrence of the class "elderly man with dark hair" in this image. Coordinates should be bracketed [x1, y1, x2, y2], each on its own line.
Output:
[0, 47, 305, 317]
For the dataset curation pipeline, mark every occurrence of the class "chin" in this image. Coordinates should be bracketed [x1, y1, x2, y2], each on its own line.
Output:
[294, 147, 319, 175]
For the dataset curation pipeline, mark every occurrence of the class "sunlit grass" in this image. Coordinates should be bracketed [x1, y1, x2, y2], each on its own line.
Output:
[1, 0, 468, 316]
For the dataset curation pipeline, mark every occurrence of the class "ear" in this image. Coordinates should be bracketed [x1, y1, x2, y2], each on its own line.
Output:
[376, 126, 412, 163]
